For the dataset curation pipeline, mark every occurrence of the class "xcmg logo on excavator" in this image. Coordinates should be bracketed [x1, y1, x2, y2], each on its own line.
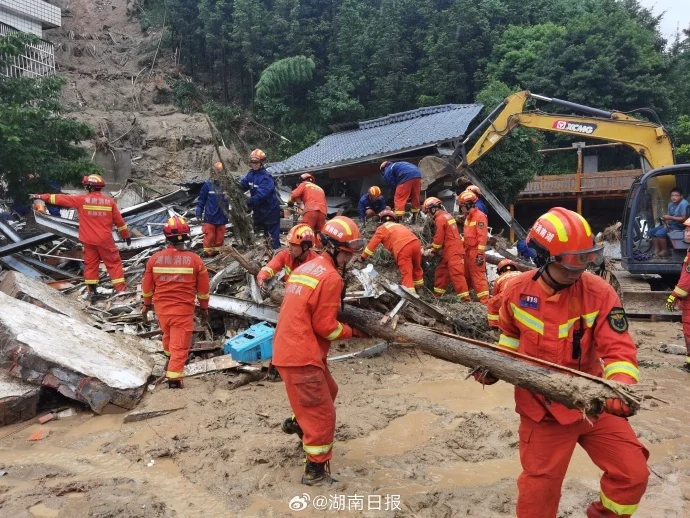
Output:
[552, 120, 598, 134]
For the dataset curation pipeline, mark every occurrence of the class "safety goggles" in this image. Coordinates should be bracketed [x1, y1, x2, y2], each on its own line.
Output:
[339, 238, 366, 253]
[555, 245, 604, 271]
[249, 160, 261, 165]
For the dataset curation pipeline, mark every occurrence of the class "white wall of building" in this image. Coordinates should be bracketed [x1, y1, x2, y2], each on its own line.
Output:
[0, 0, 60, 37]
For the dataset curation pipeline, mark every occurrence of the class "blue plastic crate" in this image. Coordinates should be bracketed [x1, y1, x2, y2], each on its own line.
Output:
[223, 321, 274, 362]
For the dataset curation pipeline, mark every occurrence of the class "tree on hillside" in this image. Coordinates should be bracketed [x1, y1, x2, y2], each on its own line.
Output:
[0, 34, 99, 202]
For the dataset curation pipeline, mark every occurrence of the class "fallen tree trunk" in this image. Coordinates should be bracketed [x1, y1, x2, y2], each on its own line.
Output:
[486, 246, 535, 272]
[339, 305, 640, 415]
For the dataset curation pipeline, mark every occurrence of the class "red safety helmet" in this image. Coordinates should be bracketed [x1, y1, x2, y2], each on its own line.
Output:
[286, 224, 314, 247]
[299, 173, 316, 184]
[82, 174, 105, 189]
[526, 207, 603, 271]
[378, 209, 396, 223]
[320, 216, 365, 253]
[497, 258, 518, 274]
[163, 216, 191, 241]
[466, 185, 482, 196]
[368, 186, 382, 198]
[380, 160, 390, 172]
[422, 197, 443, 214]
[458, 190, 478, 205]
[249, 149, 266, 162]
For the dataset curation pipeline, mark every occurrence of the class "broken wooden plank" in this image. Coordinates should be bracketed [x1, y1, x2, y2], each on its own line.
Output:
[339, 305, 640, 415]
[184, 355, 242, 377]
[123, 407, 185, 424]
[208, 294, 279, 323]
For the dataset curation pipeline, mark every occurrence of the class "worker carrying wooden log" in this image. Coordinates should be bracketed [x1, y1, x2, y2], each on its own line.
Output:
[486, 207, 648, 518]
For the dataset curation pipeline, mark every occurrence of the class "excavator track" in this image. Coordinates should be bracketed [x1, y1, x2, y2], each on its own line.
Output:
[604, 266, 678, 320]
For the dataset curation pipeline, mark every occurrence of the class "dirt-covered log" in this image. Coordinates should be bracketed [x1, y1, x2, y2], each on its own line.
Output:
[340, 305, 640, 415]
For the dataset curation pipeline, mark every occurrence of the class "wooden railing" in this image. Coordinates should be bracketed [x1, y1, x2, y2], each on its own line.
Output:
[520, 169, 641, 198]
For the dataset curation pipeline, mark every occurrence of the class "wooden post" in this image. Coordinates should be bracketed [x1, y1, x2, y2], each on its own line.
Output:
[509, 204, 515, 242]
[575, 143, 584, 215]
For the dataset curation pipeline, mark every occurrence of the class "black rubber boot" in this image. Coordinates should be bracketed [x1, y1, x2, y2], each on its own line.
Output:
[282, 416, 303, 439]
[167, 379, 184, 389]
[301, 460, 336, 486]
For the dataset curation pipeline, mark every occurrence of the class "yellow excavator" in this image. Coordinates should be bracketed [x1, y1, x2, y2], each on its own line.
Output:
[454, 90, 689, 315]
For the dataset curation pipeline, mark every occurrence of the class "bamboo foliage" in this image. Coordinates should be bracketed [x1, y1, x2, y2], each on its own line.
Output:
[255, 56, 315, 100]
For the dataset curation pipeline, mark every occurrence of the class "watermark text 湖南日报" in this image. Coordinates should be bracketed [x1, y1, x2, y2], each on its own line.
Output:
[288, 493, 401, 512]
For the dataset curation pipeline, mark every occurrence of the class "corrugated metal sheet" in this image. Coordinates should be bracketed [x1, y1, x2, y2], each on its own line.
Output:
[268, 103, 483, 175]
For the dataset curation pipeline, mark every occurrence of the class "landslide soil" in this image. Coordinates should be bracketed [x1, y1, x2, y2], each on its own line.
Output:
[0, 321, 688, 517]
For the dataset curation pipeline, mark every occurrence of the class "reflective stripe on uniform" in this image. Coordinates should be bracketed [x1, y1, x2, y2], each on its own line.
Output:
[458, 291, 469, 298]
[49, 194, 56, 204]
[303, 443, 333, 455]
[111, 277, 125, 284]
[510, 303, 545, 334]
[599, 491, 639, 516]
[82, 205, 112, 211]
[197, 293, 210, 300]
[288, 274, 319, 289]
[434, 287, 446, 294]
[363, 247, 374, 256]
[604, 361, 639, 381]
[476, 290, 489, 299]
[325, 323, 344, 341]
[478, 245, 486, 251]
[498, 334, 519, 350]
[153, 267, 195, 274]
[558, 311, 600, 338]
[432, 243, 442, 249]
[163, 350, 171, 357]
[166, 370, 184, 379]
[117, 224, 128, 231]
[413, 279, 424, 286]
[394, 210, 405, 216]
[673, 286, 688, 297]
[488, 313, 500, 321]
[260, 266, 275, 277]
[284, 266, 292, 275]
[142, 291, 153, 297]
[447, 219, 456, 226]
[465, 221, 476, 227]
[84, 279, 99, 285]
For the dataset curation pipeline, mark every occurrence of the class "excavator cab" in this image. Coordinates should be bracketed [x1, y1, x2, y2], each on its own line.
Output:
[622, 164, 690, 276]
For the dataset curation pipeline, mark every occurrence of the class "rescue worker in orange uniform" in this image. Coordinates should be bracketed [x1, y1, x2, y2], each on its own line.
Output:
[256, 224, 320, 295]
[272, 216, 367, 485]
[475, 207, 648, 518]
[664, 217, 690, 372]
[141, 216, 210, 389]
[487, 258, 522, 328]
[459, 190, 490, 304]
[422, 197, 469, 301]
[196, 162, 229, 257]
[380, 161, 422, 222]
[358, 210, 424, 292]
[288, 174, 328, 245]
[31, 174, 131, 295]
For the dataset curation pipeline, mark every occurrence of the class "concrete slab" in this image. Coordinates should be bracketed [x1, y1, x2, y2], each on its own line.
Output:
[0, 371, 40, 426]
[0, 292, 154, 413]
[0, 271, 91, 323]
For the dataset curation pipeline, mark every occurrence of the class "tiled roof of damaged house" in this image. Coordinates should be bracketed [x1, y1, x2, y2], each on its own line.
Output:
[267, 103, 483, 175]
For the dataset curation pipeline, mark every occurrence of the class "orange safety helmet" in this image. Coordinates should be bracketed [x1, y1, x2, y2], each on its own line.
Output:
[378, 209, 396, 222]
[299, 173, 316, 184]
[82, 174, 105, 189]
[213, 161, 224, 173]
[422, 196, 443, 214]
[466, 185, 482, 196]
[320, 216, 365, 253]
[163, 216, 191, 241]
[458, 190, 478, 205]
[526, 207, 603, 271]
[380, 160, 390, 172]
[497, 258, 518, 274]
[684, 217, 690, 228]
[249, 149, 266, 162]
[286, 224, 315, 247]
[368, 185, 382, 198]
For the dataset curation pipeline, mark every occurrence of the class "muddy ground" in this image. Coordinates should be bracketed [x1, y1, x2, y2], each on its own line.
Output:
[0, 321, 688, 517]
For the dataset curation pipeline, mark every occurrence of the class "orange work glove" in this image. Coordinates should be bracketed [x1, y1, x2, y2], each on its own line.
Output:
[604, 373, 636, 417]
